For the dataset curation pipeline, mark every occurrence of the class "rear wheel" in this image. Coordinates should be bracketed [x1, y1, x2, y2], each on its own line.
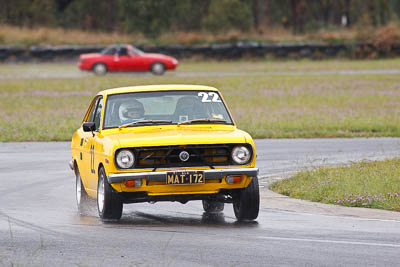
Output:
[97, 167, 123, 220]
[233, 176, 260, 221]
[93, 63, 107, 75]
[75, 164, 91, 215]
[202, 200, 224, 213]
[151, 62, 165, 75]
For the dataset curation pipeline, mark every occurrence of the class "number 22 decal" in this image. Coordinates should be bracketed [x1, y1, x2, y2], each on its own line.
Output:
[198, 92, 221, 102]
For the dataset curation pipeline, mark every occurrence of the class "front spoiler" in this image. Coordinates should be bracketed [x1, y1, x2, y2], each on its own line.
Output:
[107, 167, 259, 184]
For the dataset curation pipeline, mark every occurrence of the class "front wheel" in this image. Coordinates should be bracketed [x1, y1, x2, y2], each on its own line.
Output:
[151, 62, 165, 75]
[233, 176, 260, 221]
[97, 167, 123, 220]
[75, 164, 91, 215]
[202, 200, 224, 213]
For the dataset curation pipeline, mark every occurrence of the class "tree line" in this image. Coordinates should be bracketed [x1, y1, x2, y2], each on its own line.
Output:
[0, 0, 399, 38]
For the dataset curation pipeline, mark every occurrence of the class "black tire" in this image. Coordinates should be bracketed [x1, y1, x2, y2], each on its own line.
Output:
[97, 167, 123, 220]
[92, 63, 107, 75]
[202, 200, 224, 213]
[150, 62, 165, 75]
[233, 176, 260, 221]
[75, 164, 92, 215]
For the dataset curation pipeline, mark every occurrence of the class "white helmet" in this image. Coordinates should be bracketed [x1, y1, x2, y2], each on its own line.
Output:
[120, 99, 145, 121]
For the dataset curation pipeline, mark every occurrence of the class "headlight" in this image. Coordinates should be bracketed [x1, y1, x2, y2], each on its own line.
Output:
[116, 149, 135, 169]
[231, 146, 251, 165]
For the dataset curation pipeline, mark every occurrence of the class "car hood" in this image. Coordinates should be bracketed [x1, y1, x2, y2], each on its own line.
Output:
[104, 126, 247, 148]
[142, 53, 174, 61]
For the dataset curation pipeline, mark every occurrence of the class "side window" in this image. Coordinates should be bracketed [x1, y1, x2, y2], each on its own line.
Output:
[93, 97, 103, 131]
[86, 97, 100, 122]
[118, 47, 128, 56]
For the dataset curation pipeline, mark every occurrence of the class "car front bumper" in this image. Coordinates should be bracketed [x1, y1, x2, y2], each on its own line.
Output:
[107, 167, 259, 184]
[78, 61, 92, 71]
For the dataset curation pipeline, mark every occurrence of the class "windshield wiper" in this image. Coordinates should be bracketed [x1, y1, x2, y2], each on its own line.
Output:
[177, 118, 228, 126]
[119, 120, 172, 129]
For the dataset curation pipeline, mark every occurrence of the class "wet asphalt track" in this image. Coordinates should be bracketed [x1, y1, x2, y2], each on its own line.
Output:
[1, 138, 400, 266]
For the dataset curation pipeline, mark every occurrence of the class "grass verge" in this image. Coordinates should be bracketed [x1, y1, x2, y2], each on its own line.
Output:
[270, 158, 400, 211]
[0, 60, 400, 141]
[0, 24, 361, 46]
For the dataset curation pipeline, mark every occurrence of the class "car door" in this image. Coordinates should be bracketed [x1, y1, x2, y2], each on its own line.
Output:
[116, 47, 143, 71]
[77, 97, 98, 191]
[80, 96, 102, 194]
[88, 97, 103, 190]
[101, 46, 118, 71]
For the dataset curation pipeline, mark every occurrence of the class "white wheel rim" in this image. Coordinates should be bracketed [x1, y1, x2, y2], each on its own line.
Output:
[76, 172, 81, 207]
[152, 63, 164, 74]
[97, 173, 105, 213]
[94, 64, 106, 75]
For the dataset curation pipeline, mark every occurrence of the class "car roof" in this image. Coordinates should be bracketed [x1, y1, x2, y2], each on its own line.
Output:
[98, 84, 219, 96]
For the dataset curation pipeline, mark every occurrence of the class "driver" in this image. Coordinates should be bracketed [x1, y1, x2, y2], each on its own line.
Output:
[120, 99, 145, 124]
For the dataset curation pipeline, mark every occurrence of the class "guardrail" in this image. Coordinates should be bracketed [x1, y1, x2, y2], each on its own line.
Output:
[1, 42, 399, 62]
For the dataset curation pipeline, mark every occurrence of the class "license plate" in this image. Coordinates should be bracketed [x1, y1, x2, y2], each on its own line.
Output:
[166, 171, 205, 185]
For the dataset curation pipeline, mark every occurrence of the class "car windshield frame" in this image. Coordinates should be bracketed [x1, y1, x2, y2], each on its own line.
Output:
[101, 90, 234, 130]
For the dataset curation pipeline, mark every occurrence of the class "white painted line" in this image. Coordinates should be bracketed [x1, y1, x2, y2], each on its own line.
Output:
[258, 236, 400, 248]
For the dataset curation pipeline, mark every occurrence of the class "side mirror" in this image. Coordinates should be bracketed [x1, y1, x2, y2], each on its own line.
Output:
[82, 122, 96, 132]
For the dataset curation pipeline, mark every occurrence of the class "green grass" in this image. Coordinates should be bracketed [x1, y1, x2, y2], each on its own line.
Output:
[1, 58, 400, 76]
[270, 158, 400, 211]
[179, 58, 400, 72]
[1, 59, 400, 141]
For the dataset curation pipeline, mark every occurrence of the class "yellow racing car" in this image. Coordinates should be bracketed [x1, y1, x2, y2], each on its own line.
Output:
[70, 85, 259, 221]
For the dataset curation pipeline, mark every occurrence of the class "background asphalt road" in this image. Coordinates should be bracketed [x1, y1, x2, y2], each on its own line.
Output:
[1, 138, 400, 266]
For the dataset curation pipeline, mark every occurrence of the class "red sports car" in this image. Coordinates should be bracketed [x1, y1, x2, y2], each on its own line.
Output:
[78, 44, 178, 75]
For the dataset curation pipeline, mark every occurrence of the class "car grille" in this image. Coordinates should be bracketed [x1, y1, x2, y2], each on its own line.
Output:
[134, 145, 232, 168]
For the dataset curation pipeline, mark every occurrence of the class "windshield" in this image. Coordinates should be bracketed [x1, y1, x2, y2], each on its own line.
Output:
[128, 45, 145, 56]
[103, 90, 233, 129]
